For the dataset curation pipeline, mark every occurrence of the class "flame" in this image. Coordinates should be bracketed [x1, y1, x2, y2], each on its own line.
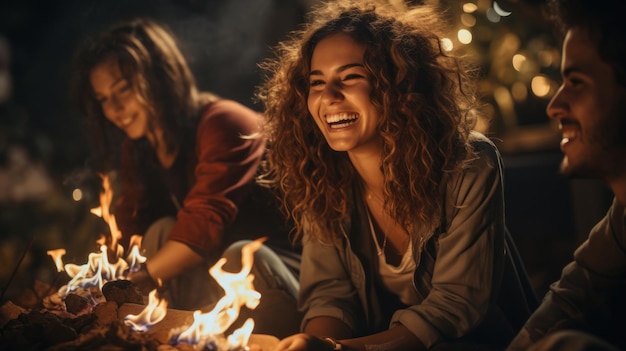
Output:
[58, 244, 129, 297]
[228, 318, 255, 348]
[126, 235, 146, 273]
[90, 173, 123, 255]
[124, 289, 168, 332]
[51, 174, 146, 298]
[49, 173, 265, 349]
[47, 249, 66, 272]
[169, 238, 265, 350]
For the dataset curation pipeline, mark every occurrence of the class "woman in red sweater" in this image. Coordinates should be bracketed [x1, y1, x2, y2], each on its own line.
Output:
[72, 19, 298, 329]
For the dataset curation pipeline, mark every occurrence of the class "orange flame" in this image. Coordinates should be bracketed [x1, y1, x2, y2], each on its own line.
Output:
[228, 318, 255, 348]
[58, 244, 129, 297]
[126, 235, 146, 273]
[90, 173, 123, 255]
[51, 174, 147, 298]
[169, 238, 265, 350]
[47, 249, 67, 272]
[47, 173, 267, 349]
[124, 289, 168, 332]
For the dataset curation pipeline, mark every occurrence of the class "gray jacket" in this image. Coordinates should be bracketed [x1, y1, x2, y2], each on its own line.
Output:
[299, 134, 512, 348]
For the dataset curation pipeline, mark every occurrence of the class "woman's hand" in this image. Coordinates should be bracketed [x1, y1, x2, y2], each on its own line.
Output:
[273, 333, 335, 351]
[127, 263, 158, 295]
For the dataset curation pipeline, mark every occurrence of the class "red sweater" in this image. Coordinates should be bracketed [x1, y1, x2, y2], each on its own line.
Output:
[114, 99, 269, 256]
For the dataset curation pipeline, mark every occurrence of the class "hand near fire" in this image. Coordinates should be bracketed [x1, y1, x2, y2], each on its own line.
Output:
[127, 263, 159, 295]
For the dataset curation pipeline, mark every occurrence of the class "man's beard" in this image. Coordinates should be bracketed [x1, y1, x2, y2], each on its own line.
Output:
[559, 156, 601, 179]
[561, 100, 626, 179]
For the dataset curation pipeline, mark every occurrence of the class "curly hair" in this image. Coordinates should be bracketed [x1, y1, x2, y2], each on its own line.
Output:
[546, 0, 625, 87]
[71, 18, 208, 171]
[257, 0, 479, 244]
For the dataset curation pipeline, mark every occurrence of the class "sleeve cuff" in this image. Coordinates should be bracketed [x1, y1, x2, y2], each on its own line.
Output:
[391, 309, 442, 348]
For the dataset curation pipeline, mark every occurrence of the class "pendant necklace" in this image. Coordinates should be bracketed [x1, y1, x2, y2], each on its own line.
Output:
[366, 192, 388, 256]
[366, 190, 411, 257]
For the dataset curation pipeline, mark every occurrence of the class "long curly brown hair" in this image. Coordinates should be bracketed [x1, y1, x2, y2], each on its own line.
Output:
[257, 0, 479, 244]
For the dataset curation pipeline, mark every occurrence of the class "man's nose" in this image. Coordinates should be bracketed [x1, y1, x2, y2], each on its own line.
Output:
[546, 86, 565, 121]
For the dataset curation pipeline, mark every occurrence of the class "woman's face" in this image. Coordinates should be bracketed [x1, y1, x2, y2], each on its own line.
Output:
[90, 59, 152, 141]
[307, 33, 382, 155]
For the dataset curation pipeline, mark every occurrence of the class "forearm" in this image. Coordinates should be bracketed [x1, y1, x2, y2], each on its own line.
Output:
[145, 240, 203, 282]
[305, 321, 425, 351]
[304, 316, 352, 339]
[283, 317, 425, 351]
[345, 325, 425, 351]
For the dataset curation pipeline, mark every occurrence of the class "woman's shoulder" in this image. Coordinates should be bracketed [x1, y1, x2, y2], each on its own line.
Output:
[468, 131, 498, 154]
[445, 131, 502, 193]
[200, 98, 261, 121]
[467, 131, 502, 169]
[442, 132, 503, 213]
[197, 97, 263, 135]
[193, 97, 265, 153]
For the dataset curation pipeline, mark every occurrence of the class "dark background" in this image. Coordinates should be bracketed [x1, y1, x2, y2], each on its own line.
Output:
[0, 0, 614, 305]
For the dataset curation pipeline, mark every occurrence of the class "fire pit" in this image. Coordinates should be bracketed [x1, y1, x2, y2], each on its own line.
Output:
[1, 289, 278, 350]
[0, 175, 280, 350]
[0, 256, 279, 350]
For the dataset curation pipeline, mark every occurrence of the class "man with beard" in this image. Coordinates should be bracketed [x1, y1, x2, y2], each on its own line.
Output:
[506, 0, 626, 350]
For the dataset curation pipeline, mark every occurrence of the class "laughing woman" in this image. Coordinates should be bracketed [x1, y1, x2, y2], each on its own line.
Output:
[256, 0, 525, 350]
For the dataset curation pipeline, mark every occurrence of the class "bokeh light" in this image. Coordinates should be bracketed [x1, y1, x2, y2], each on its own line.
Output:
[72, 188, 83, 201]
[458, 29, 473, 44]
[531, 75, 551, 97]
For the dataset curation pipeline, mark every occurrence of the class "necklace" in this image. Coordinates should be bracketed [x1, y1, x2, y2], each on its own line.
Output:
[366, 192, 388, 256]
[365, 190, 410, 257]
[367, 208, 387, 256]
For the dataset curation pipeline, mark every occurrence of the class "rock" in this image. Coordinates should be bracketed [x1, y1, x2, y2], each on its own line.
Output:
[93, 300, 118, 326]
[0, 301, 27, 328]
[0, 310, 80, 350]
[102, 280, 143, 305]
[64, 293, 91, 316]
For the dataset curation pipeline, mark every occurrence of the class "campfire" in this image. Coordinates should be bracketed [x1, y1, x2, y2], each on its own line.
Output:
[0, 174, 279, 350]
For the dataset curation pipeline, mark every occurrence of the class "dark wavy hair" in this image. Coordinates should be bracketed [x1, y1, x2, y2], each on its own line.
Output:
[71, 18, 209, 171]
[257, 0, 479, 243]
[546, 0, 626, 87]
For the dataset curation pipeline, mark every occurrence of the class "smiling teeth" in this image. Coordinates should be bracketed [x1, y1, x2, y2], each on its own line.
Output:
[562, 130, 577, 139]
[326, 113, 358, 124]
[120, 117, 133, 127]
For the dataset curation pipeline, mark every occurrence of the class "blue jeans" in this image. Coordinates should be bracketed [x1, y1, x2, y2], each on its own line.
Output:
[221, 240, 302, 339]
